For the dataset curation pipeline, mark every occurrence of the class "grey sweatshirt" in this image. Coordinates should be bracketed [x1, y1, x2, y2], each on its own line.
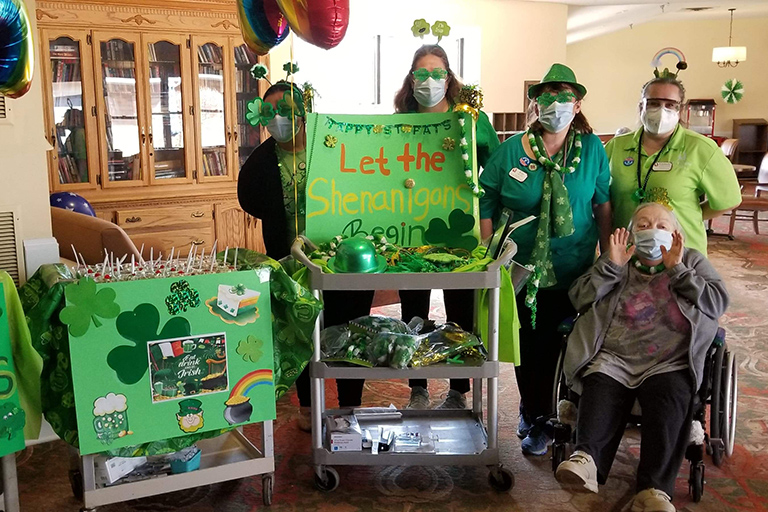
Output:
[563, 249, 729, 395]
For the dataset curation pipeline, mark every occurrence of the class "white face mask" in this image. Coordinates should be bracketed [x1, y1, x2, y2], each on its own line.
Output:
[267, 115, 300, 143]
[633, 228, 673, 260]
[538, 102, 576, 133]
[641, 106, 679, 135]
[413, 77, 447, 108]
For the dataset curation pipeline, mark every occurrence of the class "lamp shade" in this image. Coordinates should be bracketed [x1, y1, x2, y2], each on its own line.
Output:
[712, 46, 747, 63]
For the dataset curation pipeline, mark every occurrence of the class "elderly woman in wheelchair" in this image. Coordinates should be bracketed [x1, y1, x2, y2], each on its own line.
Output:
[554, 202, 729, 512]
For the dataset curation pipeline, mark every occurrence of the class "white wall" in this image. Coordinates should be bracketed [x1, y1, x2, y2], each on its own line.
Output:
[0, 0, 52, 242]
[567, 16, 768, 136]
[271, 0, 568, 114]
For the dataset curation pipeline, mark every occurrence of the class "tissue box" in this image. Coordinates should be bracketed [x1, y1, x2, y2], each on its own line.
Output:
[325, 415, 362, 452]
[94, 456, 147, 485]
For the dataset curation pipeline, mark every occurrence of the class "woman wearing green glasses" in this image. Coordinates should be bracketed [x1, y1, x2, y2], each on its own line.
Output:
[238, 81, 373, 431]
[479, 64, 612, 456]
[394, 44, 500, 411]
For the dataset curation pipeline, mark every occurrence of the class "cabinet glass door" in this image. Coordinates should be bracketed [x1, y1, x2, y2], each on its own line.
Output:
[194, 38, 231, 181]
[43, 32, 98, 190]
[233, 42, 263, 168]
[145, 36, 193, 183]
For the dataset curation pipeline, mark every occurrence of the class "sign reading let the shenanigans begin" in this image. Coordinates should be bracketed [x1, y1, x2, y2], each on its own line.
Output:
[305, 112, 480, 248]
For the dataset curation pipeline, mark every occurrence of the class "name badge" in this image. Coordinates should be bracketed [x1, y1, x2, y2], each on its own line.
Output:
[652, 161, 673, 172]
[509, 167, 527, 182]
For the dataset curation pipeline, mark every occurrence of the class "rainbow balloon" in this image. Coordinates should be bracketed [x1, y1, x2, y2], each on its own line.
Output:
[276, 0, 350, 50]
[0, 0, 34, 98]
[229, 369, 274, 399]
[651, 47, 686, 69]
[237, 0, 290, 56]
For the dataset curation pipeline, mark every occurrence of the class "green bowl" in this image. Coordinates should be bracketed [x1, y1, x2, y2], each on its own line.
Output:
[327, 238, 388, 274]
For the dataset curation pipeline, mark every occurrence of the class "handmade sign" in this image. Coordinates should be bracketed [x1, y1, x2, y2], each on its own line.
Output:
[65, 271, 275, 455]
[0, 283, 26, 456]
[305, 112, 480, 250]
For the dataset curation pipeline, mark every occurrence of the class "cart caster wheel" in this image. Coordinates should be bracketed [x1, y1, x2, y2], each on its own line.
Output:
[69, 469, 84, 501]
[488, 467, 515, 492]
[314, 467, 339, 492]
[262, 474, 274, 506]
[689, 462, 705, 502]
[552, 443, 566, 473]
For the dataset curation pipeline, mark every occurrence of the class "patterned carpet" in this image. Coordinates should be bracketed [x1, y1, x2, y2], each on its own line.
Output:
[13, 214, 768, 512]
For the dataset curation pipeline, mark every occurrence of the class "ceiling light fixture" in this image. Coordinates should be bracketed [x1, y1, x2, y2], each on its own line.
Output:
[712, 8, 747, 67]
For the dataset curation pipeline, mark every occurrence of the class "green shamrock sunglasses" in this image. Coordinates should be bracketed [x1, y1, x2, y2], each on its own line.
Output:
[245, 90, 306, 127]
[536, 90, 577, 107]
[412, 67, 448, 82]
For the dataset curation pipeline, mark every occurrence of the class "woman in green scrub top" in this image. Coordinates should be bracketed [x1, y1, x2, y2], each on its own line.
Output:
[479, 63, 612, 456]
[394, 44, 501, 411]
[606, 74, 741, 255]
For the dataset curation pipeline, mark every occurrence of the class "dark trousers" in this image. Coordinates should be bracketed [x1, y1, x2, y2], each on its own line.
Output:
[515, 288, 576, 423]
[576, 370, 694, 497]
[400, 289, 472, 394]
[295, 290, 374, 407]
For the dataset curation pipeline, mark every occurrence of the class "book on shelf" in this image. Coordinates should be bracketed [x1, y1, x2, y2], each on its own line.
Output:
[101, 40, 135, 62]
[50, 44, 79, 59]
[201, 148, 227, 176]
[52, 60, 81, 82]
[233, 45, 258, 66]
[197, 44, 223, 65]
[58, 155, 83, 184]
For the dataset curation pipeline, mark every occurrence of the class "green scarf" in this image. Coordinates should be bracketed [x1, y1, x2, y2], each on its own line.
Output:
[525, 129, 581, 326]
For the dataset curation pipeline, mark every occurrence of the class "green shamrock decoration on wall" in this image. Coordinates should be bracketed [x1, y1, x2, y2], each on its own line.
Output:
[108, 304, 191, 385]
[721, 78, 744, 104]
[60, 278, 120, 337]
[236, 335, 264, 363]
[424, 208, 479, 251]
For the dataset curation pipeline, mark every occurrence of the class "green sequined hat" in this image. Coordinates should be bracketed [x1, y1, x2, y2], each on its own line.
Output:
[528, 63, 587, 99]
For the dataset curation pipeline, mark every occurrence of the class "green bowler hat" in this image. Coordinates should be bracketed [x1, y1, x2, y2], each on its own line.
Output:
[178, 398, 203, 416]
[328, 237, 388, 274]
[528, 63, 587, 99]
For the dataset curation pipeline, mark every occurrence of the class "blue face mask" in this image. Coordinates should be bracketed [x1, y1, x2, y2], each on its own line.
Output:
[633, 228, 673, 260]
[538, 101, 575, 133]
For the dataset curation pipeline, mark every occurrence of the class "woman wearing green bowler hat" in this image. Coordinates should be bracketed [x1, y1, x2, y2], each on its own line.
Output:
[238, 80, 374, 432]
[479, 63, 612, 456]
[394, 44, 501, 411]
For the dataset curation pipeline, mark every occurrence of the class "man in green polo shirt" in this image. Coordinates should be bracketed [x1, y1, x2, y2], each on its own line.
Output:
[607, 74, 741, 255]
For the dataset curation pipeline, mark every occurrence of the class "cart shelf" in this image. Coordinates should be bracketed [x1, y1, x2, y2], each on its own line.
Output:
[311, 361, 499, 380]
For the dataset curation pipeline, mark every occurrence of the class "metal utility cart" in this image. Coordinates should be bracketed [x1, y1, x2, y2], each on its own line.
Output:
[74, 425, 274, 511]
[292, 238, 516, 493]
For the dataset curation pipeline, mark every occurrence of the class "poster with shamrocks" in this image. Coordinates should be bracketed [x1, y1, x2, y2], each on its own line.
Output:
[64, 270, 275, 455]
[0, 283, 26, 457]
[304, 112, 480, 249]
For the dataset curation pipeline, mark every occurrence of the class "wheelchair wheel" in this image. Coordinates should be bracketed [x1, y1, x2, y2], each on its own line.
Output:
[710, 345, 725, 467]
[551, 342, 568, 413]
[724, 351, 738, 458]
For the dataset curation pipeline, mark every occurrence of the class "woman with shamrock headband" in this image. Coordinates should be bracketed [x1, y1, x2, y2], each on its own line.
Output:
[607, 71, 741, 255]
[479, 63, 612, 456]
[394, 44, 500, 411]
[238, 80, 373, 431]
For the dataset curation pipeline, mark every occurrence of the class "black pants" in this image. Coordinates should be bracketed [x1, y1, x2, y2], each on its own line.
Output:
[576, 370, 694, 497]
[400, 289, 472, 394]
[295, 290, 374, 407]
[515, 288, 576, 423]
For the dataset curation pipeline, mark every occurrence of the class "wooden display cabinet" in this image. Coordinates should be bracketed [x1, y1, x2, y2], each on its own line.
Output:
[38, 0, 269, 254]
[492, 112, 526, 142]
[733, 119, 768, 168]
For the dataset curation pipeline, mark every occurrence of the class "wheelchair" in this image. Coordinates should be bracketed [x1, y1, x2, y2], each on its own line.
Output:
[548, 318, 738, 503]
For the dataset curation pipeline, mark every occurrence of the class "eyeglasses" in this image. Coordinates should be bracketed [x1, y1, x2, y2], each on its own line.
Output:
[536, 90, 576, 107]
[643, 98, 682, 111]
[412, 67, 448, 81]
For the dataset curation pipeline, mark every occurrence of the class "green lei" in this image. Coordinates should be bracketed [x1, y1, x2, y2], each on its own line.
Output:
[524, 129, 582, 327]
[631, 256, 665, 275]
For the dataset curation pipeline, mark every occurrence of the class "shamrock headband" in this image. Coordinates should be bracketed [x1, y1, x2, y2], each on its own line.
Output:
[650, 47, 688, 80]
[411, 19, 452, 43]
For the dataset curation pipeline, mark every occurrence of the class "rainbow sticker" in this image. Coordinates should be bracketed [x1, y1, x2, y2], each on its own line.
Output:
[651, 47, 686, 69]
[229, 369, 274, 400]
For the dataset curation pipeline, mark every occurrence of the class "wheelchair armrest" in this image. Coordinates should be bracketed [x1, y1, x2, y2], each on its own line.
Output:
[714, 327, 726, 347]
[557, 315, 579, 334]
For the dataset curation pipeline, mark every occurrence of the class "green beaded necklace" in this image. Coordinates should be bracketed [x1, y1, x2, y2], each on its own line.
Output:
[527, 129, 582, 174]
[631, 256, 665, 275]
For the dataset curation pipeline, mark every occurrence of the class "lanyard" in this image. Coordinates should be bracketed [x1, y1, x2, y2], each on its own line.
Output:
[633, 129, 672, 202]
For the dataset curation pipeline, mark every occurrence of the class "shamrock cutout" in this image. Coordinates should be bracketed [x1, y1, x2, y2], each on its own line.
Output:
[60, 278, 120, 337]
[250, 63, 268, 81]
[165, 280, 201, 315]
[108, 304, 191, 385]
[411, 19, 431, 38]
[424, 208, 479, 251]
[245, 97, 276, 127]
[324, 135, 337, 148]
[276, 90, 305, 118]
[431, 21, 451, 42]
[442, 137, 456, 151]
[236, 335, 264, 363]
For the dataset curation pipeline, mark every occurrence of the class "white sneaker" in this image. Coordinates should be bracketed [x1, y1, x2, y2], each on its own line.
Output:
[407, 386, 430, 409]
[631, 488, 675, 512]
[555, 450, 598, 493]
[437, 389, 467, 409]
